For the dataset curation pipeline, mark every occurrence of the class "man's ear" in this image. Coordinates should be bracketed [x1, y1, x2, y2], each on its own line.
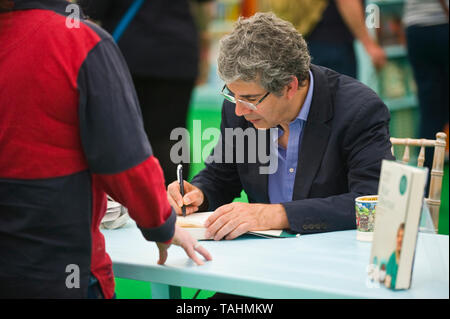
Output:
[285, 76, 299, 100]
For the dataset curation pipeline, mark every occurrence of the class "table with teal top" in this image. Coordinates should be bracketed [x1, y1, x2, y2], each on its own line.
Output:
[101, 220, 449, 299]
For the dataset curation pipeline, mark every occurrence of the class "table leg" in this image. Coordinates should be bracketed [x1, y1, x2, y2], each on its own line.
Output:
[151, 283, 181, 299]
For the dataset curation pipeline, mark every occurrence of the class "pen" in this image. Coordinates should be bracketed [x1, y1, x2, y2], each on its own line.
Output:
[177, 164, 186, 217]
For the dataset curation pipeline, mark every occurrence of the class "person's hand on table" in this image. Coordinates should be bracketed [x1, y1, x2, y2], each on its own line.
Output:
[204, 202, 289, 241]
[164, 180, 211, 265]
[167, 180, 205, 215]
[156, 226, 212, 266]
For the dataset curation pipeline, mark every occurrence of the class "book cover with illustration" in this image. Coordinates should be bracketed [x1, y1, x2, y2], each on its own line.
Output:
[369, 160, 428, 290]
[176, 211, 299, 240]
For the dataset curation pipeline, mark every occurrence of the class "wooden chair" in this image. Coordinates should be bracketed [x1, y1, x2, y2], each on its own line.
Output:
[390, 132, 447, 232]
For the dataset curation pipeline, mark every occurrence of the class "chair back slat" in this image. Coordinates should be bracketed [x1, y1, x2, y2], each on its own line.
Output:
[417, 143, 425, 168]
[402, 142, 410, 164]
[389, 132, 447, 232]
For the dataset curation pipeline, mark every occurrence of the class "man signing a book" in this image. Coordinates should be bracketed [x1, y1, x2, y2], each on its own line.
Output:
[167, 12, 394, 241]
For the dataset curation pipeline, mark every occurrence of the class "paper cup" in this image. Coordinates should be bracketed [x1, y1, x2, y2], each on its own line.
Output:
[355, 195, 378, 242]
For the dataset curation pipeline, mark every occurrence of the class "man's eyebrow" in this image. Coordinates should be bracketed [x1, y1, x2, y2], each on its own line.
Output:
[225, 86, 264, 98]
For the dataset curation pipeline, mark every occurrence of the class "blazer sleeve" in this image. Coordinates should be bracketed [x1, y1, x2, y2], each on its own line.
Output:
[77, 36, 175, 243]
[282, 96, 394, 234]
[190, 102, 243, 210]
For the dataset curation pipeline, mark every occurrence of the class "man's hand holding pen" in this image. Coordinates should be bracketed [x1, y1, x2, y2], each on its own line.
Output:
[167, 179, 205, 216]
[168, 179, 290, 241]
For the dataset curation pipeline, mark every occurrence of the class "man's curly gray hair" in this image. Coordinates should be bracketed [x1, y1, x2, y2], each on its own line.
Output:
[218, 12, 311, 96]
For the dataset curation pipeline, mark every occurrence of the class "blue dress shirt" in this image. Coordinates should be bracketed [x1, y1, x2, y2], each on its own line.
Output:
[268, 70, 314, 204]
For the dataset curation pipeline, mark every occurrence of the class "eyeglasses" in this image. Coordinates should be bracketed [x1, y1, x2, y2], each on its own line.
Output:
[220, 85, 270, 111]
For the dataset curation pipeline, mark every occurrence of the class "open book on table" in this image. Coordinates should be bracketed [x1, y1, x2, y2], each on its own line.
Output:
[176, 211, 299, 240]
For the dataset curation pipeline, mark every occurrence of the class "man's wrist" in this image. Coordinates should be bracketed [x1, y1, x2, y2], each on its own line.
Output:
[260, 203, 290, 230]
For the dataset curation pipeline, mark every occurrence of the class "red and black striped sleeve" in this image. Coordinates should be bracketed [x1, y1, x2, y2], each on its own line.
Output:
[77, 23, 176, 243]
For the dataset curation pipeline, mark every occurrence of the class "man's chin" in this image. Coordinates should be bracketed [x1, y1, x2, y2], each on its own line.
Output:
[248, 119, 268, 129]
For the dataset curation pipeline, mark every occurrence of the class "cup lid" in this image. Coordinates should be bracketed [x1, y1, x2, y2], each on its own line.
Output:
[355, 195, 378, 202]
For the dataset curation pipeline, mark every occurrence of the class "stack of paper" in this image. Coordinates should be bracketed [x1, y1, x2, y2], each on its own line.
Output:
[101, 196, 130, 229]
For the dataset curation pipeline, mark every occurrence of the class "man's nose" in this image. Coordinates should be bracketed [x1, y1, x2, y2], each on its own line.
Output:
[234, 100, 252, 117]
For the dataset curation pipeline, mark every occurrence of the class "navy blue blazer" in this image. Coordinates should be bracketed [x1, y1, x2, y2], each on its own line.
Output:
[191, 64, 395, 234]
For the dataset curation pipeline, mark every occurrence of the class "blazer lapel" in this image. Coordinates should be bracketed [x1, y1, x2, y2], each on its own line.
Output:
[241, 122, 271, 203]
[292, 65, 335, 200]
[252, 127, 270, 203]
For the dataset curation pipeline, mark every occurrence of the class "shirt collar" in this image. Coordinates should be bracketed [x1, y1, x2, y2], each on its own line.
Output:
[297, 70, 314, 123]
